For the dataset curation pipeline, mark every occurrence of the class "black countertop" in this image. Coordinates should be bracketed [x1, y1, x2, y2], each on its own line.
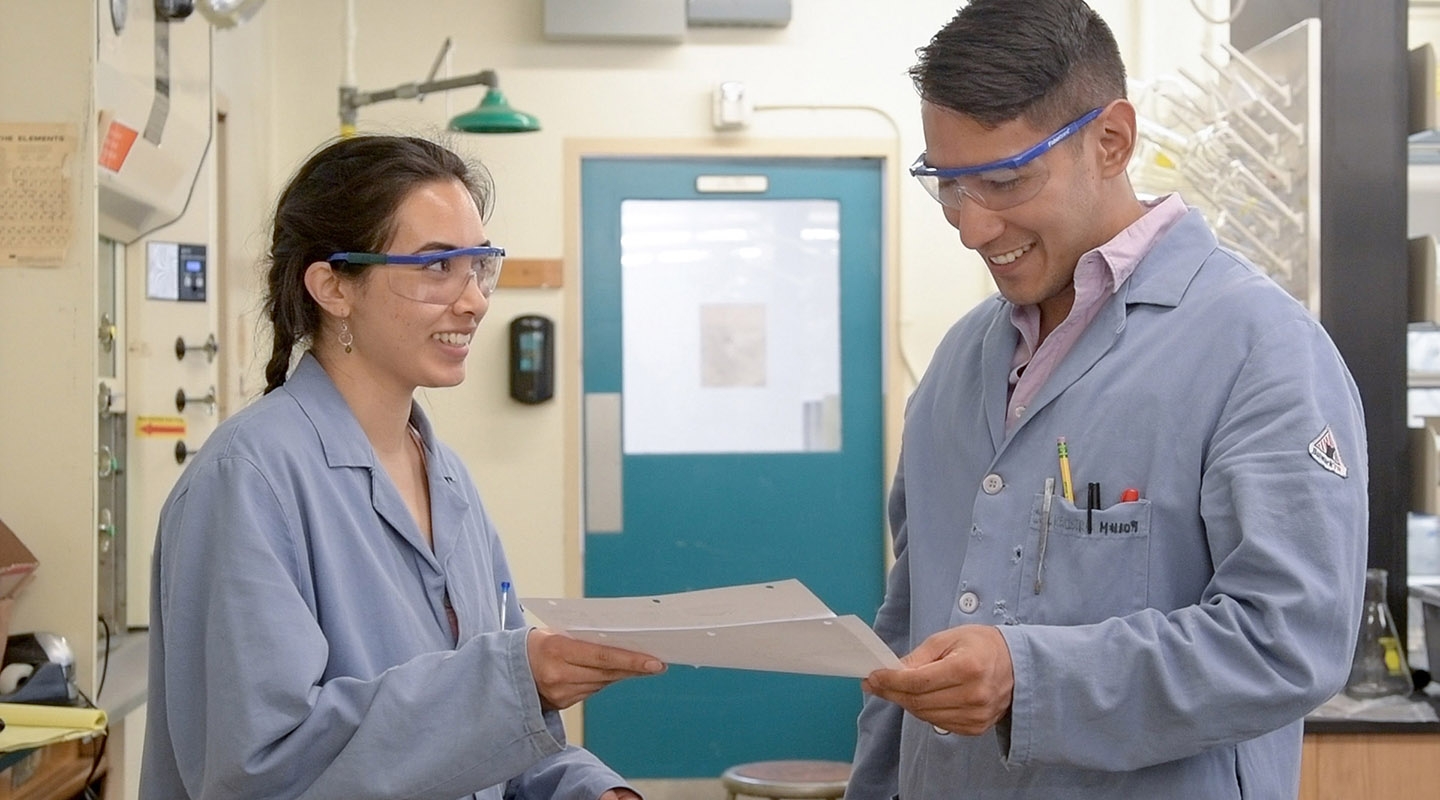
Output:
[1304, 686, 1440, 734]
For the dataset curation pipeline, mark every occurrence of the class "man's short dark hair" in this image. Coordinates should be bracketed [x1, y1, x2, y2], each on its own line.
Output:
[910, 0, 1128, 130]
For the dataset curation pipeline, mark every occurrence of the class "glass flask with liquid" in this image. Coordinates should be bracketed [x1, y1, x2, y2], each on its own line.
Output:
[1344, 568, 1414, 699]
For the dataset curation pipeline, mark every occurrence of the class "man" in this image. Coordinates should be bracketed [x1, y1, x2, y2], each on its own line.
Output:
[847, 1, 1368, 797]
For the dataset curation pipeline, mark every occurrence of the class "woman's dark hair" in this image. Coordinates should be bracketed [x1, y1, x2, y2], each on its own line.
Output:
[910, 0, 1127, 131]
[261, 134, 493, 394]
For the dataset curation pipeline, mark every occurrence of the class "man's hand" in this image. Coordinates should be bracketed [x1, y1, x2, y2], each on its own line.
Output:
[526, 629, 665, 710]
[599, 790, 642, 800]
[862, 624, 1014, 735]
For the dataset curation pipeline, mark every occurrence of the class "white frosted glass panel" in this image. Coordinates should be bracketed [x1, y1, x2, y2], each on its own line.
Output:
[621, 199, 841, 454]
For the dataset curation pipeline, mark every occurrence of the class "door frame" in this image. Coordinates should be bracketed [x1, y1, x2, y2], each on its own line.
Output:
[559, 138, 905, 739]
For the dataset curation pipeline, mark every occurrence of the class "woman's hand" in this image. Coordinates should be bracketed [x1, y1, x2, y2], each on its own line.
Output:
[599, 789, 642, 800]
[526, 628, 665, 710]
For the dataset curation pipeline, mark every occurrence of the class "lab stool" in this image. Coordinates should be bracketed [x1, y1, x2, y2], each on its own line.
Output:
[719, 760, 850, 800]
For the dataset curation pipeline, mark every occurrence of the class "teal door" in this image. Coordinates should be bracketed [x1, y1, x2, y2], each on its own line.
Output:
[581, 156, 885, 777]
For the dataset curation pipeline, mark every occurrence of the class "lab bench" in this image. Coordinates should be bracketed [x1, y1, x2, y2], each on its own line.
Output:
[1300, 690, 1440, 800]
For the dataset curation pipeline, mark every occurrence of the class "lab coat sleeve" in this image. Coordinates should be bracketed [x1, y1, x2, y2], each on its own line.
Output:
[844, 458, 910, 800]
[504, 740, 635, 800]
[484, 514, 634, 799]
[152, 455, 566, 800]
[998, 317, 1368, 771]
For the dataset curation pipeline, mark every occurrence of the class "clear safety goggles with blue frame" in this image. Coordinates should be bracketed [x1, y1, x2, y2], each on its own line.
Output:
[327, 246, 506, 304]
[909, 107, 1104, 211]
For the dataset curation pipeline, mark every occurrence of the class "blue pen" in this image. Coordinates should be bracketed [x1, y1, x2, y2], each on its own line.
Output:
[500, 581, 511, 630]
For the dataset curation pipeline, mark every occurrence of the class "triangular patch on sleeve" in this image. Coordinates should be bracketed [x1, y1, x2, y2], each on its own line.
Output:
[1308, 425, 1348, 478]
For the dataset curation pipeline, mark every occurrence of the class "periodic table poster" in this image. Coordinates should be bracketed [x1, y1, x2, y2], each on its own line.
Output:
[0, 123, 77, 268]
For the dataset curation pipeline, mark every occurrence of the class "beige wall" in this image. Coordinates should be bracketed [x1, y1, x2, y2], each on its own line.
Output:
[1415, 5, 1440, 47]
[0, 1, 98, 688]
[214, 16, 277, 410]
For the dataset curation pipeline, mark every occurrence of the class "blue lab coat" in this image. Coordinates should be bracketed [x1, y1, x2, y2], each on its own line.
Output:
[141, 354, 627, 799]
[847, 209, 1369, 799]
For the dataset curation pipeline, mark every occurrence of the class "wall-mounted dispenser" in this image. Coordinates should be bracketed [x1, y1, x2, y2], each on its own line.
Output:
[509, 315, 554, 404]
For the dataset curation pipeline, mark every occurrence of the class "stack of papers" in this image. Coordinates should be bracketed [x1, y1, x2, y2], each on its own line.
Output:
[522, 579, 901, 678]
[0, 703, 107, 753]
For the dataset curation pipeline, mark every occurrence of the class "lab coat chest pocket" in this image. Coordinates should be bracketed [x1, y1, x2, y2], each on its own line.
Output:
[1021, 497, 1152, 624]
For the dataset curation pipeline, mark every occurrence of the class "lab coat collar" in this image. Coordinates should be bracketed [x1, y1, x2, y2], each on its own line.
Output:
[283, 353, 377, 469]
[983, 207, 1218, 448]
[281, 353, 460, 487]
[283, 353, 470, 563]
[1117, 207, 1216, 310]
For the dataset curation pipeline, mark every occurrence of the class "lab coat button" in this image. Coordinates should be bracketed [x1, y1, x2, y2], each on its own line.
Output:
[957, 591, 980, 614]
[1013, 405, 1026, 418]
[981, 473, 1004, 494]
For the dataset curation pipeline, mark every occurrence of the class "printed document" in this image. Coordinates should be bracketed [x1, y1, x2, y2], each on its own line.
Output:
[522, 579, 902, 678]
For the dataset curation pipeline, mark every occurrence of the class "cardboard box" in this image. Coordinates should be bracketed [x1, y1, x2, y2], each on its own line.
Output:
[0, 517, 39, 666]
[0, 516, 39, 601]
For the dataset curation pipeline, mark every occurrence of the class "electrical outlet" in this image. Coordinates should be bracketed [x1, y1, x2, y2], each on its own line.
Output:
[712, 81, 751, 131]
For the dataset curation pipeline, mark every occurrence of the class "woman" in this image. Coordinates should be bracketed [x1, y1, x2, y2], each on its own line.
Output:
[141, 135, 662, 799]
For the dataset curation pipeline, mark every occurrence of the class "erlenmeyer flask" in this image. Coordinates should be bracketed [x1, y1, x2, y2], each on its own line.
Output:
[1344, 568, 1414, 699]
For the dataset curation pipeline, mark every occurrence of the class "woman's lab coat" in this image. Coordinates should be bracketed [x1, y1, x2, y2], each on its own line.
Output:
[847, 209, 1369, 799]
[141, 354, 628, 799]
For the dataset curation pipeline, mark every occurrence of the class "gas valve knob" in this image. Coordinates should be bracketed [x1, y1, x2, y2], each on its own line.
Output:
[175, 333, 219, 362]
[175, 385, 217, 415]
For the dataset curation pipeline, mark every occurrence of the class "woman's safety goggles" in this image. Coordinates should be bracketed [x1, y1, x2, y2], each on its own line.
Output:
[327, 246, 506, 304]
[909, 107, 1103, 211]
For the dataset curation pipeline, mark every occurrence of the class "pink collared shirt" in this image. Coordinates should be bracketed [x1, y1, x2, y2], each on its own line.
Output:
[1005, 193, 1188, 432]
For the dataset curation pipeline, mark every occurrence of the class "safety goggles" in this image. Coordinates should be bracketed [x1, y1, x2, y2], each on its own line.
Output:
[910, 107, 1104, 211]
[327, 246, 505, 304]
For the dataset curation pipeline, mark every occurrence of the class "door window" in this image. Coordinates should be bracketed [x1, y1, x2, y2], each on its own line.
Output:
[620, 198, 842, 454]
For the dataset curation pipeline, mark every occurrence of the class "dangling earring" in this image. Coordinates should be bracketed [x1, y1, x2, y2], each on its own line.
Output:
[338, 319, 353, 354]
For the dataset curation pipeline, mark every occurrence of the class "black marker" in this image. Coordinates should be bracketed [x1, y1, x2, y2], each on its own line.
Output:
[1086, 482, 1100, 534]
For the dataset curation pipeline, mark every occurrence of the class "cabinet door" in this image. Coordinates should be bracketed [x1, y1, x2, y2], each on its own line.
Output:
[1301, 732, 1440, 799]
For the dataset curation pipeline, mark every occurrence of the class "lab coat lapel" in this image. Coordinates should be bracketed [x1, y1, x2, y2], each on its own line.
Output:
[1007, 209, 1212, 432]
[406, 409, 477, 639]
[367, 468, 434, 561]
[409, 408, 470, 567]
[1014, 291, 1126, 432]
[280, 356, 438, 563]
[980, 307, 1019, 451]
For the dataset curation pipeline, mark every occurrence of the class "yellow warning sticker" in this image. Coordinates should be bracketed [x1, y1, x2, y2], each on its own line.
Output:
[136, 415, 186, 438]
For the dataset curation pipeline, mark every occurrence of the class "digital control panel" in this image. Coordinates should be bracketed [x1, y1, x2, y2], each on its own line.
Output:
[177, 243, 206, 302]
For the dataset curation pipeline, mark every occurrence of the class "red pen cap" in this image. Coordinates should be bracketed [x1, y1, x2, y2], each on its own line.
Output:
[1120, 487, 1140, 503]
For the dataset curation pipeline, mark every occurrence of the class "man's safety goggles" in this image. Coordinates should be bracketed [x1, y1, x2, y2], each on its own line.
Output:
[909, 107, 1103, 211]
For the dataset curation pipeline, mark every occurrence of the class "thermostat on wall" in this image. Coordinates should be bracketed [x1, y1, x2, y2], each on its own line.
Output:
[146, 241, 207, 302]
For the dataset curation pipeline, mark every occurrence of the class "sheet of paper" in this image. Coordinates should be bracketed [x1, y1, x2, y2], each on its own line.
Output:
[525, 578, 834, 629]
[0, 122, 76, 268]
[523, 579, 902, 679]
